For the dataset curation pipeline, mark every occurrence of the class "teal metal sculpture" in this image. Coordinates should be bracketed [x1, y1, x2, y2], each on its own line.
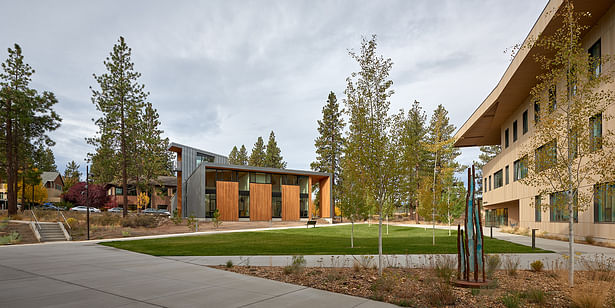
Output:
[457, 165, 486, 286]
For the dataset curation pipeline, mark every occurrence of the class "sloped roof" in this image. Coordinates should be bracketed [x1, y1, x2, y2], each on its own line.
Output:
[41, 172, 63, 186]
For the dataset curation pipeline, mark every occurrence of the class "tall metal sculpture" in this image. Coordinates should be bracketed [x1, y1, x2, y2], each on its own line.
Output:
[456, 165, 487, 286]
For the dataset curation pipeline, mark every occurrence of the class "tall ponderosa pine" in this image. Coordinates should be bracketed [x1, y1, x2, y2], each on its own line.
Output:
[248, 136, 266, 167]
[63, 160, 81, 193]
[89, 37, 147, 217]
[473, 145, 501, 194]
[311, 91, 344, 214]
[33, 144, 57, 172]
[264, 131, 286, 169]
[237, 145, 249, 165]
[519, 1, 615, 286]
[0, 44, 61, 215]
[344, 35, 396, 275]
[391, 101, 429, 217]
[228, 146, 240, 165]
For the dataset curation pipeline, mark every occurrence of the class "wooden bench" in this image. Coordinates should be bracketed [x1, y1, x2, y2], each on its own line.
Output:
[306, 220, 317, 228]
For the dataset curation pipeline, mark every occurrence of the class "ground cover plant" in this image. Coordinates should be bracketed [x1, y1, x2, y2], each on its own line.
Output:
[101, 224, 548, 256]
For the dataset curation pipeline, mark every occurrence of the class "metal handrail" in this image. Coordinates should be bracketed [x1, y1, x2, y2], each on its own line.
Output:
[30, 210, 41, 231]
[58, 210, 71, 230]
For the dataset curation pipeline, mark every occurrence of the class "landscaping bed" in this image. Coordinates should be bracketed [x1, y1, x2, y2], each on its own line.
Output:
[216, 264, 615, 307]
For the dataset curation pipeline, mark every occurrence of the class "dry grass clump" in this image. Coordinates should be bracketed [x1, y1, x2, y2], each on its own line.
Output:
[503, 256, 520, 276]
[485, 254, 501, 279]
[430, 255, 456, 282]
[570, 288, 607, 308]
[422, 277, 456, 306]
[580, 254, 615, 281]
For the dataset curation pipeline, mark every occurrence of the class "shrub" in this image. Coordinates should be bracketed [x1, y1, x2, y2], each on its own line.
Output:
[370, 272, 396, 294]
[423, 278, 456, 306]
[570, 289, 607, 308]
[530, 260, 544, 272]
[171, 211, 182, 225]
[431, 255, 456, 282]
[91, 212, 121, 226]
[66, 217, 78, 229]
[503, 256, 520, 276]
[525, 288, 546, 305]
[486, 254, 501, 279]
[501, 292, 521, 308]
[471, 288, 480, 296]
[284, 255, 306, 275]
[396, 299, 415, 307]
[212, 209, 222, 228]
[121, 215, 158, 228]
[121, 230, 131, 237]
[225, 260, 233, 268]
[579, 254, 615, 281]
[0, 231, 20, 245]
[187, 215, 197, 231]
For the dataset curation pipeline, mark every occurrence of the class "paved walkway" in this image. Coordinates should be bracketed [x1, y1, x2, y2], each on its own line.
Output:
[0, 241, 394, 308]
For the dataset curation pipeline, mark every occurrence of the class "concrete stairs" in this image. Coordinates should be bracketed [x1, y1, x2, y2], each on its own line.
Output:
[38, 222, 70, 242]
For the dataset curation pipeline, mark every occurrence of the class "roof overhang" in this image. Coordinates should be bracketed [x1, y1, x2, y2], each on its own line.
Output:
[202, 162, 331, 181]
[454, 0, 613, 147]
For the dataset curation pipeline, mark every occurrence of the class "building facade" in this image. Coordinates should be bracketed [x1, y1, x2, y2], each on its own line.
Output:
[169, 143, 332, 221]
[454, 0, 615, 241]
[41, 172, 64, 203]
[105, 176, 177, 210]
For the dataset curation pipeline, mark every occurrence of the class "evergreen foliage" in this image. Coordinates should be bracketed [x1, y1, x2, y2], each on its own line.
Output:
[63, 160, 81, 193]
[237, 145, 249, 165]
[264, 131, 286, 169]
[248, 136, 266, 167]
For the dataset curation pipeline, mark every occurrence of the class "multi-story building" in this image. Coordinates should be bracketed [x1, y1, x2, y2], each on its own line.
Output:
[169, 143, 332, 221]
[105, 176, 177, 210]
[41, 172, 64, 203]
[454, 0, 615, 241]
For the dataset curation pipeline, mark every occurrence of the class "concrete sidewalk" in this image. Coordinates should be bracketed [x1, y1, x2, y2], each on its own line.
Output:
[0, 241, 394, 308]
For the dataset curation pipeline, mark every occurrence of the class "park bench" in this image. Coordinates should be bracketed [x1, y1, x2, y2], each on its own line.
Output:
[306, 220, 317, 228]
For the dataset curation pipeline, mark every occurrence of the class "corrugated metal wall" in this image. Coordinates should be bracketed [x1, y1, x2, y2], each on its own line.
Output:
[185, 163, 206, 217]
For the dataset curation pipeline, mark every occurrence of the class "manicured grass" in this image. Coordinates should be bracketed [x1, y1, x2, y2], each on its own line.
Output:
[101, 224, 549, 256]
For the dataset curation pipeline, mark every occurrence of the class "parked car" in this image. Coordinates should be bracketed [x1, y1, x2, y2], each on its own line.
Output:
[70, 206, 101, 213]
[157, 209, 171, 217]
[108, 207, 123, 213]
[142, 208, 171, 217]
[39, 204, 63, 211]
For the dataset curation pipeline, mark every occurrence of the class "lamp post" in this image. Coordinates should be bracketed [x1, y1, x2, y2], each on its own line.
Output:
[86, 165, 90, 240]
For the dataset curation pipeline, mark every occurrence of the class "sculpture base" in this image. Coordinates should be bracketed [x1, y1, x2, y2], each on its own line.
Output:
[454, 280, 490, 288]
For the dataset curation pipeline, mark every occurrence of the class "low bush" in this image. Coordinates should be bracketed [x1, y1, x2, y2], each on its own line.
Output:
[225, 260, 233, 268]
[91, 212, 122, 226]
[0, 231, 20, 245]
[585, 235, 595, 245]
[503, 256, 520, 276]
[570, 288, 607, 308]
[284, 255, 306, 275]
[530, 260, 544, 272]
[423, 277, 456, 307]
[370, 272, 396, 294]
[501, 292, 521, 308]
[486, 254, 501, 279]
[66, 217, 78, 229]
[121, 215, 158, 228]
[579, 254, 615, 281]
[187, 215, 197, 231]
[525, 288, 546, 305]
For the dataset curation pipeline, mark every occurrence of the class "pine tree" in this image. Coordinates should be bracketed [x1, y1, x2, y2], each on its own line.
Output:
[63, 160, 81, 193]
[343, 35, 396, 275]
[248, 136, 266, 167]
[311, 91, 344, 211]
[473, 145, 501, 194]
[228, 146, 240, 165]
[264, 131, 286, 169]
[0, 44, 61, 215]
[237, 145, 249, 165]
[89, 36, 147, 217]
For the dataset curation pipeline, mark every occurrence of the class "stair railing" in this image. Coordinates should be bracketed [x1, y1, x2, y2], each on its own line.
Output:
[30, 210, 41, 231]
[58, 210, 71, 230]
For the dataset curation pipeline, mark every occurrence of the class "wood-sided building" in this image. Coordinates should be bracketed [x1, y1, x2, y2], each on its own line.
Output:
[169, 143, 332, 221]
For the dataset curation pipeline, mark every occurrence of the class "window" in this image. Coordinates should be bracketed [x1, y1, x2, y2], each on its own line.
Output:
[513, 156, 528, 181]
[238, 172, 250, 191]
[590, 113, 602, 151]
[550, 191, 578, 223]
[594, 182, 615, 223]
[569, 127, 578, 160]
[115, 187, 123, 195]
[206, 169, 216, 189]
[505, 165, 510, 185]
[216, 169, 236, 182]
[272, 193, 282, 218]
[488, 175, 491, 191]
[535, 196, 542, 222]
[493, 169, 503, 189]
[535, 140, 557, 172]
[513, 121, 518, 142]
[271, 174, 282, 192]
[548, 86, 557, 113]
[534, 101, 540, 124]
[589, 39, 601, 78]
[196, 153, 215, 166]
[522, 110, 528, 134]
[300, 196, 309, 218]
[250, 172, 271, 184]
[485, 208, 508, 227]
[298, 176, 309, 194]
[505, 128, 509, 148]
[283, 175, 298, 185]
[483, 178, 487, 193]
[205, 189, 216, 218]
[238, 172, 250, 218]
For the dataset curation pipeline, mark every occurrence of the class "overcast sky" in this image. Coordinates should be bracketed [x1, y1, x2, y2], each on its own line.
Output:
[0, 0, 548, 177]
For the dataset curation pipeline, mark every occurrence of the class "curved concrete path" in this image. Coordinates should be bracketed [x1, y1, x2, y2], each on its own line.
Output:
[0, 241, 394, 308]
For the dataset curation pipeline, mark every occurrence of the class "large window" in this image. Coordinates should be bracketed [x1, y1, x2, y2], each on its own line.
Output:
[206, 169, 216, 189]
[493, 169, 503, 189]
[550, 191, 578, 223]
[115, 187, 123, 195]
[271, 174, 282, 192]
[505, 129, 509, 148]
[238, 172, 250, 191]
[513, 121, 518, 142]
[238, 172, 250, 218]
[513, 156, 528, 181]
[488, 175, 491, 191]
[485, 208, 508, 227]
[590, 113, 602, 151]
[283, 175, 298, 185]
[299, 176, 309, 218]
[589, 39, 601, 78]
[534, 101, 540, 124]
[522, 110, 528, 134]
[216, 169, 236, 182]
[505, 165, 510, 185]
[272, 193, 282, 218]
[250, 172, 271, 184]
[535, 140, 557, 172]
[196, 153, 215, 166]
[205, 189, 216, 218]
[535, 196, 542, 222]
[594, 182, 615, 223]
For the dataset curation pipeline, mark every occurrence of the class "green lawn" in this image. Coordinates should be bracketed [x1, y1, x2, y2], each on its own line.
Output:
[101, 224, 548, 256]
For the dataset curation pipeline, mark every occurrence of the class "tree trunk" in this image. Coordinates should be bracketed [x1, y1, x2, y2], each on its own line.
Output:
[121, 103, 128, 217]
[6, 104, 16, 215]
[378, 204, 383, 276]
[351, 219, 354, 248]
[151, 184, 156, 210]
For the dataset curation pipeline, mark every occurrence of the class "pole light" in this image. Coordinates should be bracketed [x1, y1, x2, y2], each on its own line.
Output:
[86, 165, 90, 241]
